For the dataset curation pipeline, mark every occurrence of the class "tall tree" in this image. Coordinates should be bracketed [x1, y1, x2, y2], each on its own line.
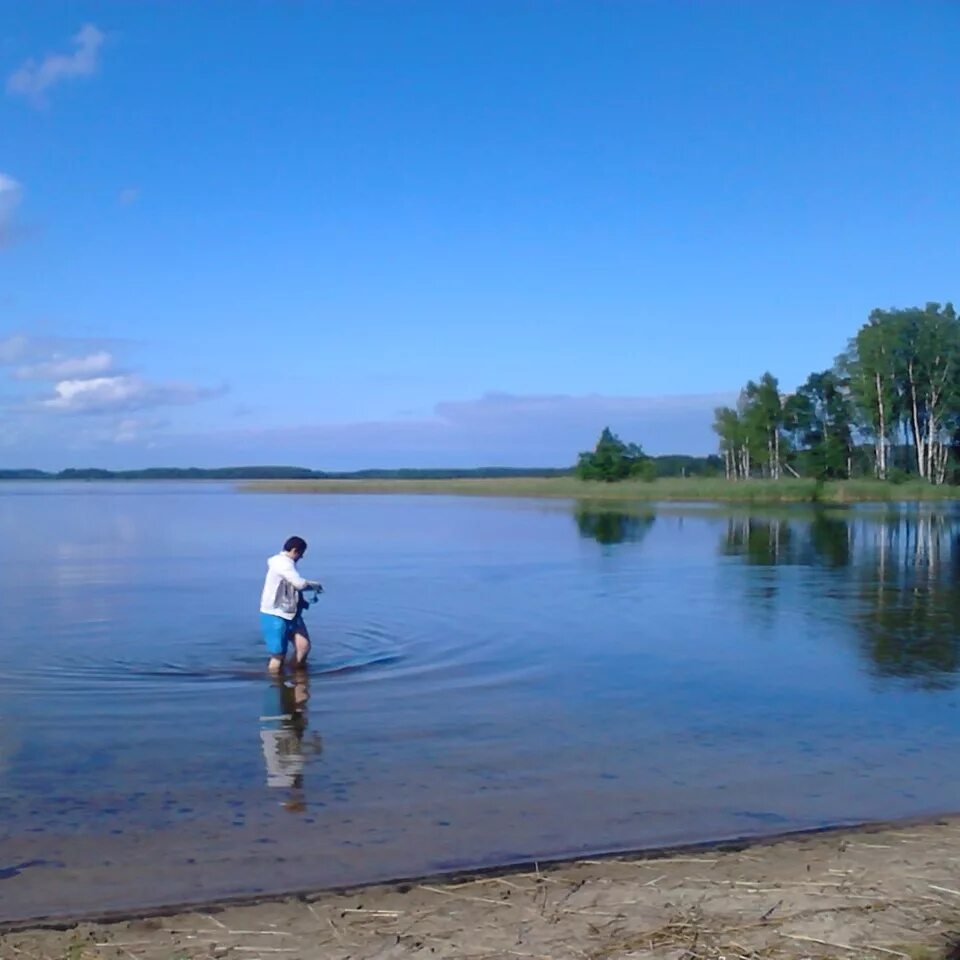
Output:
[840, 316, 899, 479]
[783, 370, 854, 479]
[712, 406, 746, 479]
[741, 373, 784, 479]
[885, 303, 958, 482]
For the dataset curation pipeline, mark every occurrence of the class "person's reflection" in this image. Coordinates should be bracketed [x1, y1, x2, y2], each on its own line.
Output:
[259, 674, 322, 811]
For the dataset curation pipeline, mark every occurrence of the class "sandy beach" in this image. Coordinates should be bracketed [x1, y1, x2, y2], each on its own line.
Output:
[4, 817, 959, 960]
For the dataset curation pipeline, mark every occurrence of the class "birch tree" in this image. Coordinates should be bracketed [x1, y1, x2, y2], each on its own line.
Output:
[742, 373, 783, 479]
[840, 316, 899, 480]
[881, 303, 958, 483]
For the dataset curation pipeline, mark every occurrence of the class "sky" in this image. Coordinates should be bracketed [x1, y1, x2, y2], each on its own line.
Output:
[1, 1, 958, 470]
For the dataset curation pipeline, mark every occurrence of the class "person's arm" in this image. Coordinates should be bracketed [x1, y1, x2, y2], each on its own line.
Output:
[277, 555, 321, 591]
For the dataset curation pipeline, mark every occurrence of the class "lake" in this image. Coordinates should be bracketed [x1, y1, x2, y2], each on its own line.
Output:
[1, 483, 958, 922]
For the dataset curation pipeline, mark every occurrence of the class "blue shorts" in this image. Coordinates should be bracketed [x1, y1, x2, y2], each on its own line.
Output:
[260, 613, 304, 657]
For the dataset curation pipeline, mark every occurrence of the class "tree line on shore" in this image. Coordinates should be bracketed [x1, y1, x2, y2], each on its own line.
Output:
[713, 302, 959, 484]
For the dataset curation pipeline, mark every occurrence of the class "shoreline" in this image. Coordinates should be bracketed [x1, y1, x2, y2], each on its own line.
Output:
[4, 475, 960, 503]
[238, 476, 960, 503]
[4, 814, 959, 957]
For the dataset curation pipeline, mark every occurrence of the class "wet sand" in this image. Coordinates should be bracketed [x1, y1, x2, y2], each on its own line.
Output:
[4, 817, 960, 959]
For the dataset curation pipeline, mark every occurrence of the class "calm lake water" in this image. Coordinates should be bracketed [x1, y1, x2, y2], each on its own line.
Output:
[1, 483, 959, 921]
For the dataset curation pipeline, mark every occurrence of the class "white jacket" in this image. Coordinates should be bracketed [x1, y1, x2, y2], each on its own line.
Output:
[260, 552, 316, 620]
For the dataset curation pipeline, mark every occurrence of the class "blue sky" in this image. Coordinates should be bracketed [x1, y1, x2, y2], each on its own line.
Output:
[1, 2, 957, 469]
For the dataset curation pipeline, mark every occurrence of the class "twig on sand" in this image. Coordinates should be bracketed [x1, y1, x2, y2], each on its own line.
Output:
[580, 855, 718, 866]
[930, 885, 960, 898]
[418, 884, 514, 907]
[780, 933, 908, 957]
[648, 856, 719, 864]
[340, 908, 403, 917]
[760, 898, 782, 921]
[233, 948, 296, 953]
[448, 876, 531, 892]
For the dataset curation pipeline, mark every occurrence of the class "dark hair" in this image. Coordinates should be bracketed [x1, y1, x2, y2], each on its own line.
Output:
[283, 536, 307, 554]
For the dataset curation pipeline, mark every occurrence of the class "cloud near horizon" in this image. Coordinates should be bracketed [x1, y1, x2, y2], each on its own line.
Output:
[151, 390, 734, 469]
[0, 337, 729, 466]
[6, 24, 104, 106]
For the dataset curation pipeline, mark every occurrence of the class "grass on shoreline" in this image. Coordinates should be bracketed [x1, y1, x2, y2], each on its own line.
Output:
[239, 476, 960, 503]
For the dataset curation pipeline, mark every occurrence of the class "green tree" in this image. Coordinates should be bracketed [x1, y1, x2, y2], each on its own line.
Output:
[576, 427, 652, 482]
[713, 405, 747, 479]
[844, 303, 959, 483]
[783, 370, 854, 479]
[839, 315, 899, 480]
[714, 373, 784, 479]
[742, 373, 784, 479]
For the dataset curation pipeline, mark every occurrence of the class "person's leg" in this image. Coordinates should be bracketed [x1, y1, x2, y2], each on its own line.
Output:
[261, 614, 290, 674]
[290, 619, 311, 669]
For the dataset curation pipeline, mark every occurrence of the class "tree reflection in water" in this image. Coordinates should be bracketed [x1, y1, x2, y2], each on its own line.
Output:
[574, 505, 656, 545]
[721, 507, 960, 688]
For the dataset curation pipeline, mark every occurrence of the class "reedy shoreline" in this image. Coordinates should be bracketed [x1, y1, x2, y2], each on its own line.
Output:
[239, 476, 960, 502]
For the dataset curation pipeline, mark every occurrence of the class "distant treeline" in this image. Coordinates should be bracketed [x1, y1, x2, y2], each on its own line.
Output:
[0, 456, 724, 482]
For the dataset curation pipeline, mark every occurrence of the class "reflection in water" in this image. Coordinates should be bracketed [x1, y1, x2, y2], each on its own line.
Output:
[574, 506, 656, 545]
[722, 508, 960, 687]
[721, 515, 795, 566]
[857, 511, 960, 687]
[259, 675, 323, 811]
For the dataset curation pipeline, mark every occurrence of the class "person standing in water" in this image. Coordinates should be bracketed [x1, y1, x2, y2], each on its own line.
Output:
[259, 536, 322, 674]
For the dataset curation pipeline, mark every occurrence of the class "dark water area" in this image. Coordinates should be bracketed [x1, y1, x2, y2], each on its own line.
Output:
[0, 483, 958, 921]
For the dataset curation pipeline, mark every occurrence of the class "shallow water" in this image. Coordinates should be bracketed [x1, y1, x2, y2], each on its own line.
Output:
[0, 484, 958, 921]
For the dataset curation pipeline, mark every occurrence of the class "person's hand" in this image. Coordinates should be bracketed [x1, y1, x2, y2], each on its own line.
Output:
[311, 581, 324, 592]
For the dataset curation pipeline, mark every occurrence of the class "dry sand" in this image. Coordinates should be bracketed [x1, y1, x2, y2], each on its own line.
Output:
[3, 818, 960, 960]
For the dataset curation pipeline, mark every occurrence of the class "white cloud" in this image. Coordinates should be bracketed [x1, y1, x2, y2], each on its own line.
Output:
[0, 173, 22, 247]
[37, 374, 226, 414]
[13, 350, 114, 381]
[1, 334, 225, 423]
[7, 24, 104, 105]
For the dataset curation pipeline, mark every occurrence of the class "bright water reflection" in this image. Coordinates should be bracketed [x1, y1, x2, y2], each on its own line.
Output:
[0, 485, 958, 922]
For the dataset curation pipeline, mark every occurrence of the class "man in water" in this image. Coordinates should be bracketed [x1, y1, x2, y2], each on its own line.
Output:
[259, 536, 322, 674]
